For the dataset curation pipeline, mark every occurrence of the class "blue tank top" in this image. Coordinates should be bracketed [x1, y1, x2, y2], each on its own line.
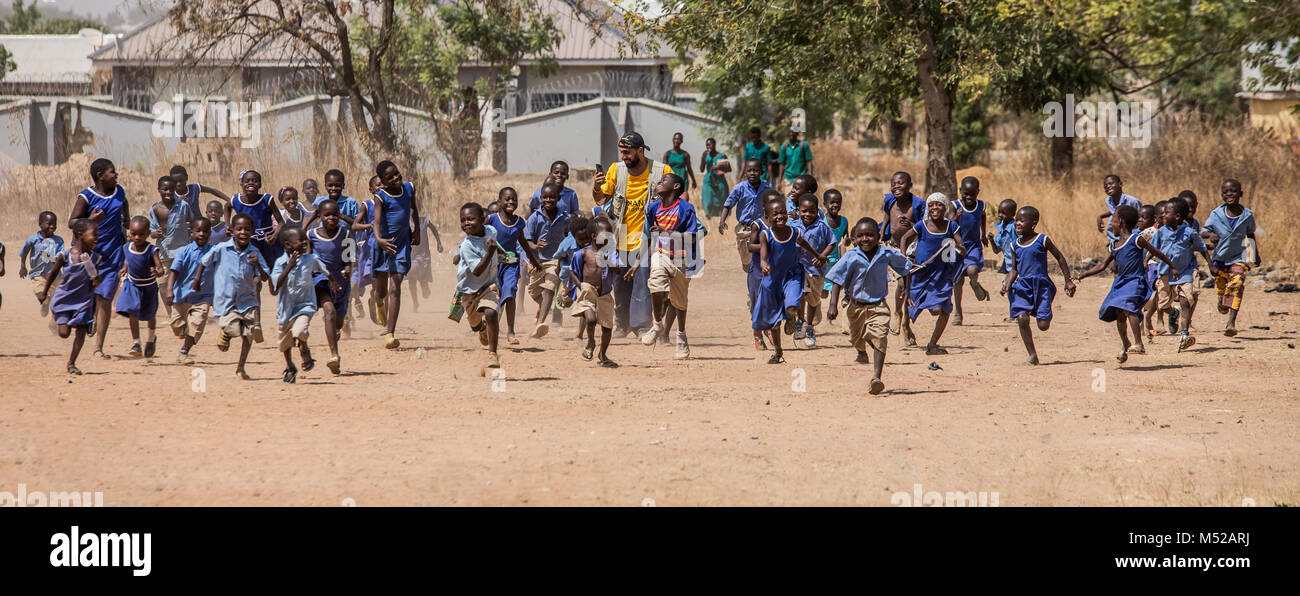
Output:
[1111, 231, 1145, 279]
[308, 225, 350, 276]
[952, 199, 983, 249]
[230, 192, 275, 240]
[766, 224, 800, 275]
[123, 243, 157, 286]
[1012, 233, 1050, 280]
[79, 185, 128, 269]
[488, 212, 527, 253]
[376, 182, 413, 245]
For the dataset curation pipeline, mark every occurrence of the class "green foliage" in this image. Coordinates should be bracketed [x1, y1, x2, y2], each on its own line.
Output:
[0, 1, 108, 34]
[951, 94, 994, 168]
[0, 43, 14, 82]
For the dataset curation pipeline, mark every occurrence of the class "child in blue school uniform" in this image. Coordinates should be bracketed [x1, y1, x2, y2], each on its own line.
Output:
[169, 217, 216, 364]
[307, 199, 353, 374]
[150, 175, 195, 321]
[827, 218, 914, 395]
[900, 193, 966, 356]
[1076, 205, 1177, 363]
[524, 182, 571, 340]
[271, 227, 334, 383]
[986, 198, 1017, 275]
[195, 213, 271, 380]
[1000, 206, 1076, 365]
[19, 210, 64, 324]
[553, 215, 591, 341]
[1201, 178, 1262, 338]
[371, 160, 421, 350]
[789, 193, 835, 347]
[752, 197, 827, 364]
[39, 219, 102, 375]
[950, 177, 990, 325]
[489, 186, 542, 345]
[1151, 196, 1211, 352]
[115, 216, 167, 358]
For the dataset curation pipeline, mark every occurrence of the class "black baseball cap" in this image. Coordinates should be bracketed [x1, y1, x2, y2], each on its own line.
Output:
[618, 132, 647, 150]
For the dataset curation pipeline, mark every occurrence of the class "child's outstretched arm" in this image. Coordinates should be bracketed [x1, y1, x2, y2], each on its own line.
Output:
[199, 185, 230, 202]
[348, 203, 370, 232]
[1075, 253, 1115, 281]
[1135, 235, 1177, 278]
[1044, 236, 1076, 296]
[899, 227, 917, 253]
[470, 242, 499, 277]
[37, 253, 64, 303]
[408, 197, 421, 246]
[191, 264, 205, 292]
[980, 210, 988, 246]
[759, 231, 771, 275]
[796, 236, 827, 267]
[151, 248, 166, 277]
[17, 240, 29, 278]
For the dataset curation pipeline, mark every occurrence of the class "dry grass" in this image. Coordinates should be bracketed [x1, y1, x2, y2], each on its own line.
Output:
[4, 120, 1296, 266]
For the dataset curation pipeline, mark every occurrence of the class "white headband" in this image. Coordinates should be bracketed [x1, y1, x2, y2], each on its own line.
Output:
[926, 192, 948, 206]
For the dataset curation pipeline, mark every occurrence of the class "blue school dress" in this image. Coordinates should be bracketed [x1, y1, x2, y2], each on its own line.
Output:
[907, 220, 960, 321]
[751, 225, 804, 330]
[489, 212, 527, 306]
[79, 185, 127, 300]
[822, 214, 848, 292]
[374, 181, 413, 275]
[1099, 231, 1148, 322]
[747, 219, 768, 313]
[280, 206, 309, 230]
[114, 244, 160, 322]
[1009, 233, 1056, 321]
[309, 225, 352, 318]
[952, 199, 984, 272]
[230, 192, 282, 265]
[50, 249, 99, 327]
[352, 198, 377, 289]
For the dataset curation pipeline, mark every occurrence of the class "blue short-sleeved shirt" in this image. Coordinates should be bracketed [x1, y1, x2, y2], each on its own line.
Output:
[1203, 205, 1255, 267]
[21, 232, 64, 279]
[1105, 193, 1142, 239]
[529, 186, 580, 217]
[825, 244, 912, 304]
[201, 240, 268, 316]
[149, 199, 195, 260]
[1153, 221, 1207, 285]
[272, 252, 328, 323]
[170, 241, 215, 304]
[791, 218, 835, 276]
[457, 226, 499, 293]
[724, 181, 773, 226]
[525, 209, 571, 261]
[555, 233, 579, 283]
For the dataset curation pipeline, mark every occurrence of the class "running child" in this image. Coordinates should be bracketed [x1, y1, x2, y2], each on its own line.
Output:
[881, 171, 925, 345]
[950, 176, 990, 324]
[169, 165, 229, 216]
[525, 182, 572, 339]
[789, 193, 835, 347]
[455, 202, 503, 373]
[899, 193, 966, 355]
[1076, 205, 1177, 362]
[206, 200, 230, 246]
[985, 198, 1017, 276]
[225, 169, 285, 266]
[528, 161, 581, 217]
[1140, 201, 1168, 337]
[115, 215, 167, 357]
[822, 189, 851, 335]
[1151, 196, 1211, 351]
[279, 186, 310, 230]
[38, 219, 101, 374]
[746, 188, 783, 350]
[195, 213, 270, 380]
[554, 215, 590, 341]
[489, 187, 542, 345]
[351, 175, 381, 325]
[169, 217, 215, 364]
[305, 169, 362, 226]
[1202, 178, 1261, 337]
[371, 160, 421, 349]
[301, 178, 320, 208]
[784, 174, 820, 216]
[570, 217, 619, 367]
[271, 227, 333, 383]
[719, 158, 773, 273]
[69, 157, 129, 361]
[826, 218, 914, 394]
[1177, 189, 1205, 322]
[640, 173, 700, 358]
[149, 175, 195, 319]
[1096, 174, 1142, 241]
[307, 199, 353, 374]
[19, 211, 64, 324]
[1000, 206, 1077, 364]
[753, 197, 827, 364]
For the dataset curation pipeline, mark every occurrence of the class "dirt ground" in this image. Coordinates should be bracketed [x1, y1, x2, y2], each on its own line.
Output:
[1, 230, 1298, 506]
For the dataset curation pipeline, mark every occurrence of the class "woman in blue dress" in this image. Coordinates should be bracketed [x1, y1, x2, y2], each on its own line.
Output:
[900, 194, 966, 356]
[1076, 204, 1176, 363]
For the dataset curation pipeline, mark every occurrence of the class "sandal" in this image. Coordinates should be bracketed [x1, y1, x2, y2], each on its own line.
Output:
[144, 339, 156, 358]
[326, 355, 341, 375]
[93, 350, 111, 360]
[300, 347, 315, 372]
[581, 346, 594, 361]
[67, 364, 83, 375]
[234, 369, 251, 380]
[128, 342, 143, 357]
[597, 357, 619, 368]
[766, 354, 785, 364]
[507, 335, 520, 345]
[282, 366, 298, 384]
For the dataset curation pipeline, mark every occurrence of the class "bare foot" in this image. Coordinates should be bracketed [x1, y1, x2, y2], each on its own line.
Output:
[507, 334, 520, 345]
[925, 345, 949, 355]
[1223, 327, 1237, 337]
[1117, 351, 1128, 363]
[869, 378, 885, 395]
[1026, 355, 1040, 365]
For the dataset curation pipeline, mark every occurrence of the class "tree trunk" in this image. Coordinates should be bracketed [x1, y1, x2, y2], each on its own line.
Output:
[885, 119, 908, 153]
[1050, 135, 1074, 178]
[914, 22, 957, 199]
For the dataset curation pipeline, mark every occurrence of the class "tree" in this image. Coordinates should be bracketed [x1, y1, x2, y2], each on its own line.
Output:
[392, 0, 562, 179]
[0, 44, 15, 82]
[169, 0, 406, 161]
[0, 0, 108, 34]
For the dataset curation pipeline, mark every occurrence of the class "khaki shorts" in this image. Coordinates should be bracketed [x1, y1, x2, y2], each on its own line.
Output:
[847, 300, 890, 353]
[1154, 276, 1190, 311]
[460, 284, 500, 329]
[170, 302, 212, 340]
[527, 259, 561, 302]
[648, 252, 690, 310]
[570, 281, 614, 329]
[219, 307, 261, 340]
[734, 222, 754, 270]
[802, 273, 824, 325]
[278, 314, 312, 351]
[31, 275, 55, 315]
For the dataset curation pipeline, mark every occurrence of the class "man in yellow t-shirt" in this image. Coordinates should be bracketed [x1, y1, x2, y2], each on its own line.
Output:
[592, 131, 674, 335]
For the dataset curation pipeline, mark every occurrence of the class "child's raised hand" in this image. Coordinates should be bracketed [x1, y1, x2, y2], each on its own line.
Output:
[191, 277, 201, 292]
[288, 250, 300, 268]
[36, 290, 46, 303]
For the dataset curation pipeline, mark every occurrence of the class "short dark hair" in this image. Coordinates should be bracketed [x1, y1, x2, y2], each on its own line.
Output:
[231, 212, 255, 228]
[498, 186, 517, 199]
[90, 158, 113, 181]
[129, 215, 150, 229]
[38, 210, 57, 224]
[794, 174, 818, 194]
[749, 126, 761, 135]
[540, 182, 561, 196]
[325, 169, 345, 181]
[1017, 205, 1040, 222]
[316, 198, 339, 213]
[157, 175, 174, 188]
[891, 171, 912, 184]
[72, 218, 96, 237]
[1167, 197, 1190, 218]
[764, 196, 785, 213]
[376, 160, 397, 178]
[823, 189, 843, 203]
[191, 216, 211, 229]
[1114, 204, 1139, 228]
[661, 173, 685, 198]
[550, 160, 569, 172]
[169, 165, 187, 177]
[278, 225, 301, 244]
[855, 217, 880, 233]
[460, 202, 486, 218]
[759, 189, 783, 203]
[796, 193, 819, 208]
[568, 214, 590, 235]
[960, 176, 980, 188]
